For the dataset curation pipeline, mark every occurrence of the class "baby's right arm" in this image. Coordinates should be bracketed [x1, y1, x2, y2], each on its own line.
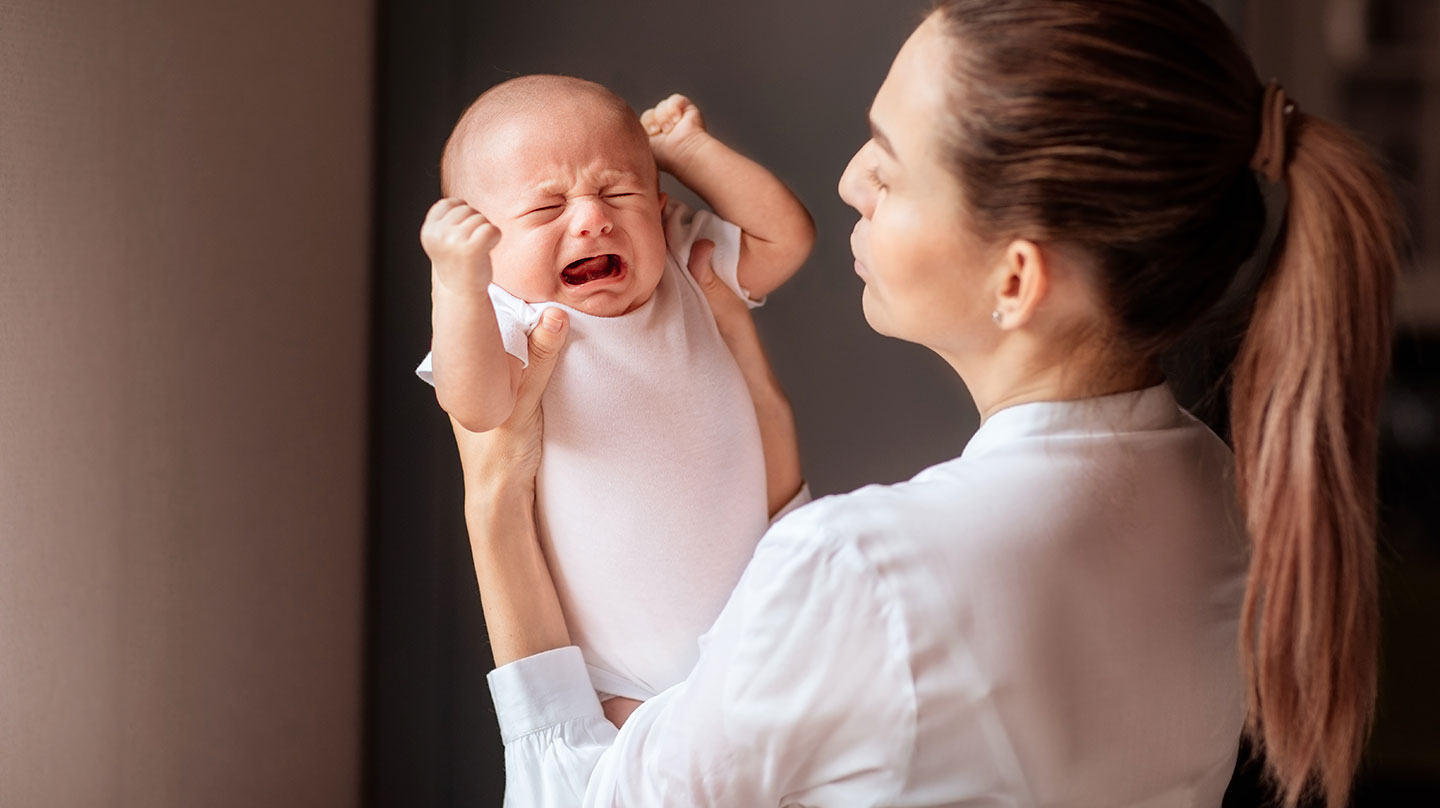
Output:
[421, 198, 523, 433]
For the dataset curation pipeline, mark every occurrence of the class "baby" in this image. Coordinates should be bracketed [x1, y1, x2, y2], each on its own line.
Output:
[416, 75, 813, 703]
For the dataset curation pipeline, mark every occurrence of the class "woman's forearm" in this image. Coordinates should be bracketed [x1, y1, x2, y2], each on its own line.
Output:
[715, 315, 804, 516]
[465, 484, 571, 667]
[740, 349, 804, 517]
[447, 310, 573, 669]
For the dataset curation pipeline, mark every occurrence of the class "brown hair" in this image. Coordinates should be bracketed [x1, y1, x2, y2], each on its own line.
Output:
[930, 1, 1400, 805]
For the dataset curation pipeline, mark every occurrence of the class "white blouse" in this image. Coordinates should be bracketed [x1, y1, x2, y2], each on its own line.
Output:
[487, 384, 1250, 807]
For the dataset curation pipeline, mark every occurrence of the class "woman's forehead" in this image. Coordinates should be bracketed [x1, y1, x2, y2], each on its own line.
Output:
[872, 18, 953, 165]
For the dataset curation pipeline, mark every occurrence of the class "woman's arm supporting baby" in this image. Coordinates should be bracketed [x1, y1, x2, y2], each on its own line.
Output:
[686, 240, 804, 518]
[642, 94, 816, 299]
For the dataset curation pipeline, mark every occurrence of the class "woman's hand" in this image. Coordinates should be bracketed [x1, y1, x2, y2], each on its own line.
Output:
[452, 308, 573, 667]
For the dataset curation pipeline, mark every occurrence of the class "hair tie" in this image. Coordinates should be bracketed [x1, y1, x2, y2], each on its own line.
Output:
[1250, 80, 1297, 182]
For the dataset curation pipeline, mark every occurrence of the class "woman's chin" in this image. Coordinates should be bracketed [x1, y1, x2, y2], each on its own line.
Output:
[860, 289, 893, 337]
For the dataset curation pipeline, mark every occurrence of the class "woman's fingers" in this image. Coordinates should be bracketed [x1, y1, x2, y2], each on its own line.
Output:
[515, 309, 569, 411]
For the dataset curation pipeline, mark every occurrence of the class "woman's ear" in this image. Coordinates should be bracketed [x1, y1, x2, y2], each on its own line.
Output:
[992, 239, 1048, 330]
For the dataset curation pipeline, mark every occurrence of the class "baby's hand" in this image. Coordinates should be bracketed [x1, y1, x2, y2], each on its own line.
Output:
[641, 93, 709, 175]
[420, 198, 501, 298]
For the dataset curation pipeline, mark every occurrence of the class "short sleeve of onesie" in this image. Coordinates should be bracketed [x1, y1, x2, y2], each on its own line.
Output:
[662, 200, 761, 308]
[415, 202, 753, 384]
[415, 286, 544, 383]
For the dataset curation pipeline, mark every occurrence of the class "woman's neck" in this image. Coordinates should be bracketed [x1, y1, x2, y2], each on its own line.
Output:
[948, 334, 1164, 424]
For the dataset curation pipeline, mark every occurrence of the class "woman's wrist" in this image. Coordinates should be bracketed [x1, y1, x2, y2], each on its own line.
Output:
[465, 481, 534, 541]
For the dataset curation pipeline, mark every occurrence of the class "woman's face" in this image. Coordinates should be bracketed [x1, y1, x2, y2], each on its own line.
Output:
[839, 15, 997, 359]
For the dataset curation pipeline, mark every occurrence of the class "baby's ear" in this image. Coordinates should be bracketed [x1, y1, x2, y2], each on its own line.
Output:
[657, 190, 669, 211]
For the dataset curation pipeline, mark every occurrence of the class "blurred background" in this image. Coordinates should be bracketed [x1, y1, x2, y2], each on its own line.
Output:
[2, 0, 1435, 805]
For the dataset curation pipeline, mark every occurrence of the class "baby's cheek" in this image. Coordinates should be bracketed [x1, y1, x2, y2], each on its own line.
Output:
[489, 249, 554, 302]
[645, 237, 671, 285]
[633, 225, 670, 282]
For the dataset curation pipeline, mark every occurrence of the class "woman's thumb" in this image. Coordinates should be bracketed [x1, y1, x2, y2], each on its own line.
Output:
[516, 308, 568, 407]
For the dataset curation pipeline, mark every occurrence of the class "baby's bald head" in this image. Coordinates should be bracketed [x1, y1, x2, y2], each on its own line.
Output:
[440, 75, 653, 200]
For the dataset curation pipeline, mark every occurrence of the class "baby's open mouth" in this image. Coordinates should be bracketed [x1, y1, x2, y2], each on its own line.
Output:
[561, 254, 622, 286]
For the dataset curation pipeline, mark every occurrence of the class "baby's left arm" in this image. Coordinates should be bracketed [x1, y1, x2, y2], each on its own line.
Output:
[643, 95, 815, 299]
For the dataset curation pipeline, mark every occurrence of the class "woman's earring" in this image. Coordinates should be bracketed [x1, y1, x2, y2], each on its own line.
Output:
[991, 310, 1003, 327]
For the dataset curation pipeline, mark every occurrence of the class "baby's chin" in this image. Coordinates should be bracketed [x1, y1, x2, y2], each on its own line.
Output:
[564, 283, 657, 318]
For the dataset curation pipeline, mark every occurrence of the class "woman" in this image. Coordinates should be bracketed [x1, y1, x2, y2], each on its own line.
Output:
[455, 1, 1400, 805]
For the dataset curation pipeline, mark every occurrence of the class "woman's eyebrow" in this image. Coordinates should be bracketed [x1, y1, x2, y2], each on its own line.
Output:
[869, 115, 898, 162]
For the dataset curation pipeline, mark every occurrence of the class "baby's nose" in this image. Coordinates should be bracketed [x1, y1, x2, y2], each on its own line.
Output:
[570, 197, 613, 237]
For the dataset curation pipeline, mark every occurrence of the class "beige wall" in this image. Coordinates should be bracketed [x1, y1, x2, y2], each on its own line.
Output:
[0, 1, 372, 805]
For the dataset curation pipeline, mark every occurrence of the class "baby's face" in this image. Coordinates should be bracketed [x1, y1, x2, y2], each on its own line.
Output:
[455, 108, 668, 317]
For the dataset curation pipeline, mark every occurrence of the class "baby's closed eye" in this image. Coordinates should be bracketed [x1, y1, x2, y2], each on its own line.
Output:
[523, 206, 564, 223]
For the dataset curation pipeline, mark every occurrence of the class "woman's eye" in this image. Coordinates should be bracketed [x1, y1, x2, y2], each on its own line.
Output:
[867, 166, 887, 191]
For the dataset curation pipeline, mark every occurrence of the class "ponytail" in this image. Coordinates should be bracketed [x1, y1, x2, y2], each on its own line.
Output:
[1231, 112, 1400, 807]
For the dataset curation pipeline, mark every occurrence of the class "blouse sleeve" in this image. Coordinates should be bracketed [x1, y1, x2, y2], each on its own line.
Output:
[485, 517, 917, 806]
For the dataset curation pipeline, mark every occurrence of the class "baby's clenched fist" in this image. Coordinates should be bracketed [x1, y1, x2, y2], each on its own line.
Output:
[641, 93, 709, 175]
[421, 198, 501, 298]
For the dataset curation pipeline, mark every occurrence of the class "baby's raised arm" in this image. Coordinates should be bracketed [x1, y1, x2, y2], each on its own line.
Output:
[642, 95, 815, 299]
[422, 198, 523, 432]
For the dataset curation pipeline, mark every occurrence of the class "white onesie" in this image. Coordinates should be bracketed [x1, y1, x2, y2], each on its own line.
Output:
[418, 203, 769, 700]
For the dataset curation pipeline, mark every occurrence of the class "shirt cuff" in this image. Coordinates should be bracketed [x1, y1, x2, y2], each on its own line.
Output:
[487, 646, 605, 744]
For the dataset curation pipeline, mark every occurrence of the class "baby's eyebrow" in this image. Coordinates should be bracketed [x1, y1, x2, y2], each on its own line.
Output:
[521, 169, 644, 202]
[593, 168, 644, 187]
[523, 180, 570, 200]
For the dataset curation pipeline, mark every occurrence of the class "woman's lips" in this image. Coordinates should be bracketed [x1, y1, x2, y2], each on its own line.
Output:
[850, 229, 869, 279]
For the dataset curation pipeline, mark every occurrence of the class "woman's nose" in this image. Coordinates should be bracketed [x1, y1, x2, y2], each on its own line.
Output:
[569, 197, 613, 237]
[838, 147, 869, 215]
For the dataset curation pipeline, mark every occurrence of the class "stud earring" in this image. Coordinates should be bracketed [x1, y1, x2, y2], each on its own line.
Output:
[991, 310, 1003, 326]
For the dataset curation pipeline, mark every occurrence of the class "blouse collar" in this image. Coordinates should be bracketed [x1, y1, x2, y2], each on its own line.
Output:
[961, 383, 1186, 461]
